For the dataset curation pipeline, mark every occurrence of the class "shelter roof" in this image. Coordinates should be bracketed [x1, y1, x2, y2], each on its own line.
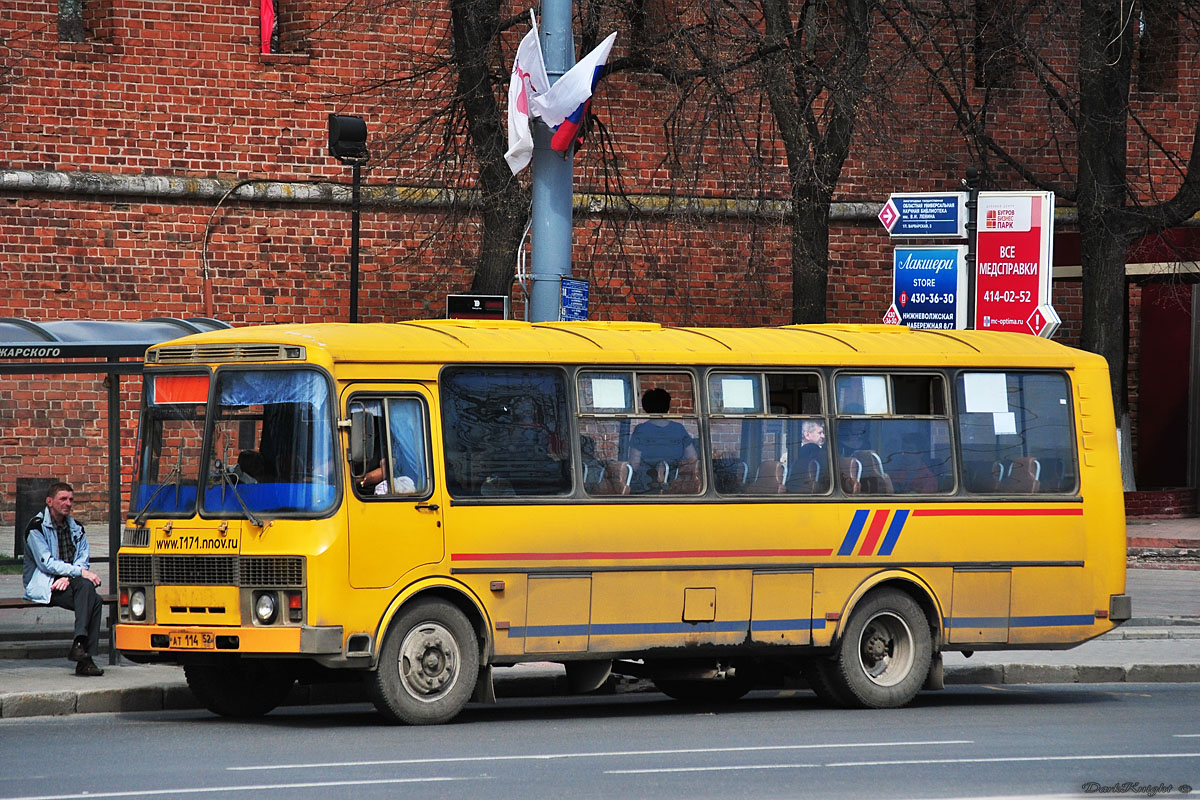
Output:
[0, 318, 230, 359]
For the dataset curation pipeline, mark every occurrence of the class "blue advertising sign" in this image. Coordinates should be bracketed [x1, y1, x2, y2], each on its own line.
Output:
[879, 192, 967, 238]
[559, 278, 589, 321]
[892, 246, 967, 329]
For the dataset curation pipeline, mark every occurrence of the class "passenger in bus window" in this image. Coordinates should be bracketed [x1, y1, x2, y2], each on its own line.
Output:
[628, 388, 697, 493]
[786, 420, 828, 493]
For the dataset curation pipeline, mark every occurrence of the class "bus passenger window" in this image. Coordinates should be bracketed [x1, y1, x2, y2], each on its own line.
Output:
[579, 371, 702, 496]
[835, 373, 953, 495]
[442, 368, 572, 498]
[709, 371, 828, 496]
[956, 372, 1077, 494]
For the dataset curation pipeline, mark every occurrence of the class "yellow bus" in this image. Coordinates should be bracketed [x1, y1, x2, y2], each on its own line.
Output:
[114, 321, 1130, 723]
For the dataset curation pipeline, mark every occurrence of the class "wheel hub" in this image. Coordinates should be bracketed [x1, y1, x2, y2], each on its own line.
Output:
[862, 629, 890, 663]
[398, 623, 458, 698]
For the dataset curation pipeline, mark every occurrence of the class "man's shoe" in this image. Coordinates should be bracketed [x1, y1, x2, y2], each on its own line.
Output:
[67, 638, 88, 663]
[75, 658, 104, 677]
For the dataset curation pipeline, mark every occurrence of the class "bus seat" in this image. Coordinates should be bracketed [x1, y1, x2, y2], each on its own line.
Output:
[667, 461, 701, 494]
[785, 458, 823, 494]
[596, 460, 633, 496]
[747, 460, 786, 493]
[582, 460, 605, 491]
[887, 450, 937, 494]
[853, 450, 894, 493]
[840, 457, 862, 494]
[713, 458, 748, 493]
[1001, 456, 1041, 494]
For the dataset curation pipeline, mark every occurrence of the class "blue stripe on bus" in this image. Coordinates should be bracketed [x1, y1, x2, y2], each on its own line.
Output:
[838, 509, 870, 556]
[509, 618, 828, 639]
[877, 509, 909, 556]
[750, 618, 827, 632]
[946, 614, 1095, 629]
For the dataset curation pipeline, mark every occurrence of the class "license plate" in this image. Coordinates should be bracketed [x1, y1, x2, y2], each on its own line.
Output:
[169, 631, 215, 649]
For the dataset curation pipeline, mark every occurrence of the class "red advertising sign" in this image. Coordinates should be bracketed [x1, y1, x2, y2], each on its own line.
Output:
[974, 192, 1057, 337]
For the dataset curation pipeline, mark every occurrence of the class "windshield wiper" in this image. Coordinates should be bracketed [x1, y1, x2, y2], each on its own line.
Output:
[211, 462, 264, 528]
[133, 464, 182, 527]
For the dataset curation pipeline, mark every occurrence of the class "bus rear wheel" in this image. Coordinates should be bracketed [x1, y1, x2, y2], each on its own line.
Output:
[184, 659, 295, 718]
[833, 588, 932, 709]
[368, 599, 479, 725]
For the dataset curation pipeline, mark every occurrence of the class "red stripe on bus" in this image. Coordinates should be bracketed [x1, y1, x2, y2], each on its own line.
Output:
[451, 548, 834, 562]
[857, 509, 891, 556]
[911, 508, 1084, 517]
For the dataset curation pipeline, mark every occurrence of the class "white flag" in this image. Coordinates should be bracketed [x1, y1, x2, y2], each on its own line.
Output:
[504, 12, 550, 174]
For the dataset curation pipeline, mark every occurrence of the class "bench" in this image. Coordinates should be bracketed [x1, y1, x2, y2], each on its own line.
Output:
[0, 591, 120, 663]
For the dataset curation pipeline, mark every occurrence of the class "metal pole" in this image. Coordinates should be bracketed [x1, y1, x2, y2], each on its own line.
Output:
[964, 167, 980, 330]
[529, 0, 575, 323]
[105, 358, 120, 665]
[350, 161, 361, 324]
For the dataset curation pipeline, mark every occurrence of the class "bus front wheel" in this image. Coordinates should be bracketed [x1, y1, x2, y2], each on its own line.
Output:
[368, 599, 479, 725]
[833, 588, 932, 709]
[184, 659, 295, 718]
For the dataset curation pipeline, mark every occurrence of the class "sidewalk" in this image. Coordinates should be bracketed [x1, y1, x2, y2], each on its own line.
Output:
[2, 519, 1198, 719]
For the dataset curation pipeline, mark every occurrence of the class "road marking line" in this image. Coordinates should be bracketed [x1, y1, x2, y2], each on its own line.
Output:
[1174, 734, 1200, 738]
[227, 739, 973, 772]
[609, 763, 822, 774]
[1, 776, 485, 800]
[825, 752, 1200, 767]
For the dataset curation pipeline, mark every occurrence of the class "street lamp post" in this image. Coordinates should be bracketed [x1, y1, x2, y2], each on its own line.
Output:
[328, 114, 369, 323]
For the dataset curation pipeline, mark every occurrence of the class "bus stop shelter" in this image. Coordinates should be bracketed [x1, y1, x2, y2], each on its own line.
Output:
[1, 317, 230, 564]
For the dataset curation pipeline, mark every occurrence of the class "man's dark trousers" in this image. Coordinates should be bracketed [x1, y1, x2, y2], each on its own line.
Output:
[48, 576, 103, 657]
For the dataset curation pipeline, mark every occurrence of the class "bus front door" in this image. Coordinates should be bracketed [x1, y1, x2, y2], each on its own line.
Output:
[344, 386, 445, 589]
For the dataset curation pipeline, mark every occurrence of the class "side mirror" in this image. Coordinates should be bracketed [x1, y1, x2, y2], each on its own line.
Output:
[348, 403, 375, 477]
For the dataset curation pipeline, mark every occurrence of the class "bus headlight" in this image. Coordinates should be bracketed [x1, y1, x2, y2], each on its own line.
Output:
[130, 589, 146, 620]
[254, 592, 278, 624]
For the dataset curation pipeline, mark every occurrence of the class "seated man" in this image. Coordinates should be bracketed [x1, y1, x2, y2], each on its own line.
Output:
[786, 419, 830, 493]
[628, 388, 697, 493]
[23, 482, 105, 677]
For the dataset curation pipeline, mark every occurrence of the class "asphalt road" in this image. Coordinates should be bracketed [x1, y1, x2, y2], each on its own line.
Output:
[2, 684, 1198, 799]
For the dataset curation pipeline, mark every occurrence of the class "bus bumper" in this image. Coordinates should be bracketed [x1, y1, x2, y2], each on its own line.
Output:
[116, 624, 344, 656]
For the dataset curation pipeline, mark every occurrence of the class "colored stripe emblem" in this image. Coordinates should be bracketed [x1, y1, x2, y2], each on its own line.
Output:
[839, 509, 910, 556]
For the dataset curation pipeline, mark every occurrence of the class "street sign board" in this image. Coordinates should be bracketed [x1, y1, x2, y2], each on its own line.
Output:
[879, 192, 968, 238]
[892, 245, 967, 329]
[559, 278, 589, 321]
[974, 191, 1057, 337]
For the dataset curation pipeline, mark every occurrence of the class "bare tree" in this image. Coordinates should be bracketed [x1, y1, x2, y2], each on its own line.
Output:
[312, 0, 886, 324]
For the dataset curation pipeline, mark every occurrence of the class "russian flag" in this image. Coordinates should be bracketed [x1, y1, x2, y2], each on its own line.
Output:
[531, 32, 617, 154]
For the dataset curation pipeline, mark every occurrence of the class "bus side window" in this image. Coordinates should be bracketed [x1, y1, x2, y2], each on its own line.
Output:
[442, 367, 572, 498]
[955, 372, 1078, 495]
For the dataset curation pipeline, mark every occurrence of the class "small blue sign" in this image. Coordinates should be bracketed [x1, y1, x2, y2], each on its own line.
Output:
[880, 192, 967, 238]
[892, 246, 967, 329]
[559, 278, 589, 321]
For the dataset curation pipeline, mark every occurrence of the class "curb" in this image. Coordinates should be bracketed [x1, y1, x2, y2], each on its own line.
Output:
[3, 664, 1200, 719]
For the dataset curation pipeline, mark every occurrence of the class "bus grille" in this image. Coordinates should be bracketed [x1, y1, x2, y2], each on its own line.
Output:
[158, 556, 238, 585]
[150, 343, 305, 364]
[122, 527, 150, 547]
[116, 555, 305, 587]
[241, 557, 305, 587]
[117, 554, 152, 584]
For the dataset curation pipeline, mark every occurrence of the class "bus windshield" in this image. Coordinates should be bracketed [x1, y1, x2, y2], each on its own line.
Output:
[131, 368, 338, 519]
